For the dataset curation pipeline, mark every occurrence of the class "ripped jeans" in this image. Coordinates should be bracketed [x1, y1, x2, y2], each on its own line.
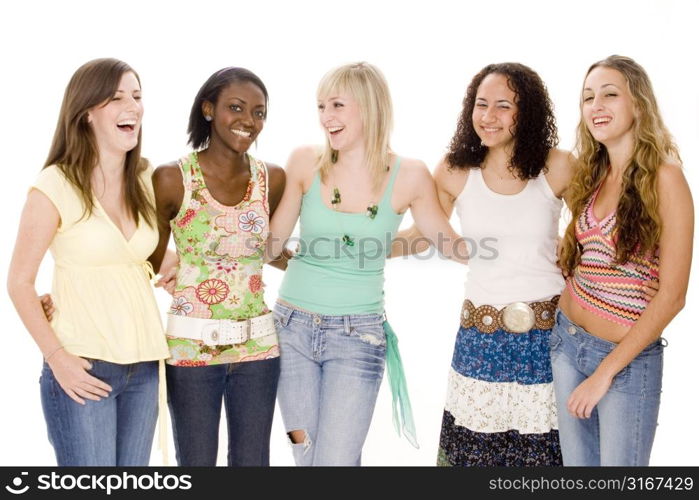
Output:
[273, 301, 386, 466]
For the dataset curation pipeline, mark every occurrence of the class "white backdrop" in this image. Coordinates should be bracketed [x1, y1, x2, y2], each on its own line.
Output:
[1, 0, 697, 466]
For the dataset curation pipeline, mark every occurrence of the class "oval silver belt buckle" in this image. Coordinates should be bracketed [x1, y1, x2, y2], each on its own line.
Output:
[502, 302, 535, 333]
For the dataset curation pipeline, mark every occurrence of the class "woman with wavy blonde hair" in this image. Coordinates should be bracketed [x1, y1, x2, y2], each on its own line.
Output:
[553, 55, 693, 465]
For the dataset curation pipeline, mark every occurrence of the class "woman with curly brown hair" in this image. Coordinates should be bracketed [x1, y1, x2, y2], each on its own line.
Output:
[552, 55, 693, 466]
[394, 62, 574, 465]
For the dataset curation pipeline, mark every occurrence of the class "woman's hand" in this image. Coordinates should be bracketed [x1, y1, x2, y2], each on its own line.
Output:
[642, 278, 659, 301]
[39, 294, 55, 322]
[566, 372, 613, 419]
[155, 266, 177, 295]
[47, 350, 112, 405]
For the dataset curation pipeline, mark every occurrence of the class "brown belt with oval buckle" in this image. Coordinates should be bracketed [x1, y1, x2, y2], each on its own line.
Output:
[460, 296, 560, 334]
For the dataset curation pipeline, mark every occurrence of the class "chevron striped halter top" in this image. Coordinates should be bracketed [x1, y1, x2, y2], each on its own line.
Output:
[567, 184, 659, 326]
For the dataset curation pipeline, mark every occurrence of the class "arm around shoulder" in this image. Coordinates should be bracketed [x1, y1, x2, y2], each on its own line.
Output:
[149, 162, 184, 273]
[544, 148, 576, 202]
[266, 146, 317, 261]
[265, 162, 286, 216]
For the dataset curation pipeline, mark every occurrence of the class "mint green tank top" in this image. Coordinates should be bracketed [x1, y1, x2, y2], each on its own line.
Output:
[278, 158, 404, 314]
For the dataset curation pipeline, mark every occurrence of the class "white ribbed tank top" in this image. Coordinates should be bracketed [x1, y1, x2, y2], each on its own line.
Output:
[454, 168, 564, 308]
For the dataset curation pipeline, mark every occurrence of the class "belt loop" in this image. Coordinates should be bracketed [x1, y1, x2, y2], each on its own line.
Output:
[343, 315, 350, 334]
[280, 306, 292, 327]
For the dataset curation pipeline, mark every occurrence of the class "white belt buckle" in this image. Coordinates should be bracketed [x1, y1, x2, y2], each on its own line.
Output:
[202, 322, 222, 346]
[502, 302, 535, 333]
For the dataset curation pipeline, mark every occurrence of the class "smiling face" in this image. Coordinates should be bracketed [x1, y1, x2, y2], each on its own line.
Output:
[203, 80, 267, 154]
[471, 73, 518, 151]
[87, 71, 142, 157]
[582, 66, 636, 148]
[317, 92, 363, 152]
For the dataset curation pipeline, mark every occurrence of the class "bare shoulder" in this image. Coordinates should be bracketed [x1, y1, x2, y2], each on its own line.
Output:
[657, 162, 691, 201]
[434, 156, 469, 199]
[657, 161, 687, 187]
[395, 155, 429, 179]
[286, 145, 319, 178]
[544, 148, 575, 198]
[265, 161, 286, 192]
[265, 161, 285, 179]
[546, 148, 574, 172]
[153, 161, 183, 187]
[152, 161, 184, 208]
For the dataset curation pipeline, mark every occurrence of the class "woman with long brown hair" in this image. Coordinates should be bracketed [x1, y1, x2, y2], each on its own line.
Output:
[7, 58, 170, 465]
[553, 55, 693, 465]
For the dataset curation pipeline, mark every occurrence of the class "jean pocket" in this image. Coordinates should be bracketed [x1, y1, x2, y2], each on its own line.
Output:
[349, 324, 386, 348]
[611, 348, 663, 396]
[273, 312, 283, 332]
[549, 331, 562, 351]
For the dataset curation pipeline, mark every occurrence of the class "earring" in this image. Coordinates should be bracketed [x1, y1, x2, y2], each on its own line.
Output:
[204, 115, 212, 122]
[331, 149, 338, 163]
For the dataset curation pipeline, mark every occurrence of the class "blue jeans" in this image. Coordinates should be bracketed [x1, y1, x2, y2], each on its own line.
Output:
[274, 302, 386, 466]
[39, 359, 159, 466]
[166, 357, 280, 466]
[550, 309, 664, 466]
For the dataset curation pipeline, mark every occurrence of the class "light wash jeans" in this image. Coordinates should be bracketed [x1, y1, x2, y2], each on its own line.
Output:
[550, 309, 664, 466]
[274, 301, 386, 466]
[40, 359, 159, 466]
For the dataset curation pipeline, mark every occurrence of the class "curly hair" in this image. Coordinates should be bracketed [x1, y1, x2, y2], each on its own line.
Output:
[559, 55, 680, 275]
[446, 62, 558, 178]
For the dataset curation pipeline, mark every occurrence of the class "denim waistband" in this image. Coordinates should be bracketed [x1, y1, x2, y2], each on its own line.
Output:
[555, 309, 663, 352]
[274, 300, 385, 329]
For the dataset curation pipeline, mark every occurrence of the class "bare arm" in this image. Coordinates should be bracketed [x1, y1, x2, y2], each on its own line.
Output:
[567, 163, 693, 418]
[402, 160, 468, 265]
[391, 158, 463, 258]
[148, 163, 183, 274]
[265, 147, 313, 263]
[7, 190, 112, 404]
[544, 148, 576, 205]
[264, 163, 290, 271]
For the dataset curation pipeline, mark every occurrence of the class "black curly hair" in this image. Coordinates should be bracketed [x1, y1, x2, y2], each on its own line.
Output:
[446, 62, 558, 179]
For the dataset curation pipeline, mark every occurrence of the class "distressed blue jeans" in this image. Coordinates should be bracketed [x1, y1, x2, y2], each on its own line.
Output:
[550, 309, 664, 466]
[40, 359, 159, 466]
[274, 301, 386, 466]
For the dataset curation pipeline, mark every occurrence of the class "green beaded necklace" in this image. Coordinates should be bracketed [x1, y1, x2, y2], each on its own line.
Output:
[330, 186, 379, 246]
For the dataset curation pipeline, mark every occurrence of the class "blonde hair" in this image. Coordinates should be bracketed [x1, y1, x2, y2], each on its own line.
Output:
[316, 62, 393, 190]
[559, 55, 681, 275]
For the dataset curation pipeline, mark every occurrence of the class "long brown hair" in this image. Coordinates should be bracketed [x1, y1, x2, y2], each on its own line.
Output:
[559, 55, 680, 275]
[44, 58, 155, 227]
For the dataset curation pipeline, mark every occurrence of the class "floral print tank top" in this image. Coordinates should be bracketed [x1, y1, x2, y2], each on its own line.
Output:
[166, 152, 279, 366]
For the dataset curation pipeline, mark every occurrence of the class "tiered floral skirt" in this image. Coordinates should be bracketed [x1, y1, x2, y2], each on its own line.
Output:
[437, 323, 562, 466]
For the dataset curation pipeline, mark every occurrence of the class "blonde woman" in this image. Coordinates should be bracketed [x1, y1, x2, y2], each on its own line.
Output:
[553, 55, 693, 465]
[267, 62, 468, 466]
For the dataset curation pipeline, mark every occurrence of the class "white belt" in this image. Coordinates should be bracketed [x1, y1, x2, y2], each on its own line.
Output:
[166, 312, 277, 346]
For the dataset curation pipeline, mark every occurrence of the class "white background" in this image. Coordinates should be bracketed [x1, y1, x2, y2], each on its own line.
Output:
[1, 0, 697, 466]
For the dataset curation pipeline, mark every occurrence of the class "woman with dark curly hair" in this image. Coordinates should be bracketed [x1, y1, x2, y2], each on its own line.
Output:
[394, 62, 574, 466]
